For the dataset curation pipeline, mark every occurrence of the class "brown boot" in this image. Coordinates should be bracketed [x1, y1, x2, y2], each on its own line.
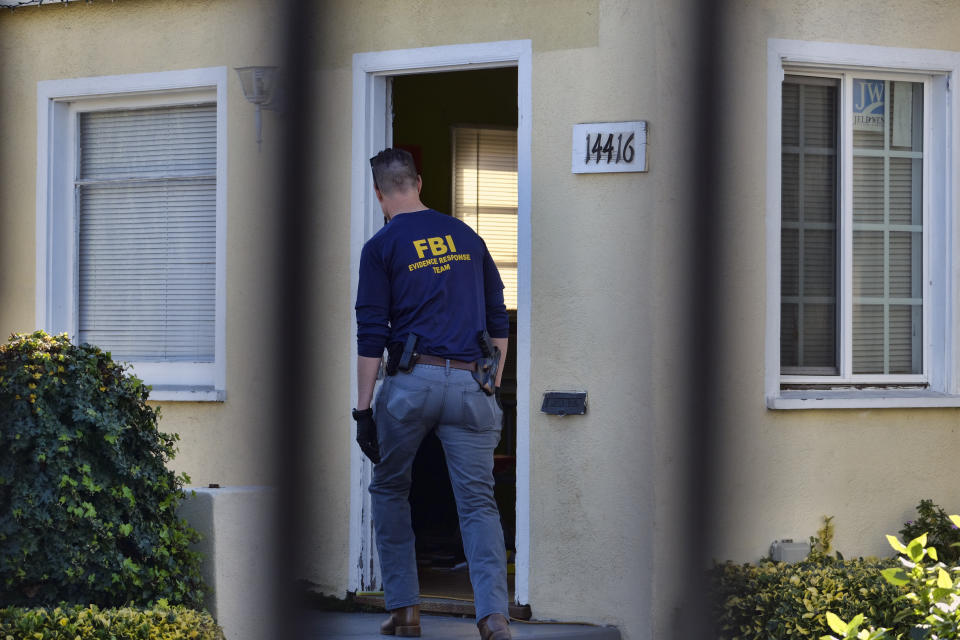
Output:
[477, 613, 511, 640]
[380, 605, 421, 637]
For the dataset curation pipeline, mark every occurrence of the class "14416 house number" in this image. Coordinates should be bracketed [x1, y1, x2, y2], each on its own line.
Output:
[585, 132, 635, 164]
[571, 121, 647, 174]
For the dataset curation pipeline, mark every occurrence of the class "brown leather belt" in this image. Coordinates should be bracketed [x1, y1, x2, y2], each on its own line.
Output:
[415, 354, 477, 371]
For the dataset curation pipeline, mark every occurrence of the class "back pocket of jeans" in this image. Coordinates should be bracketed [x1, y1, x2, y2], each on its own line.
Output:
[383, 383, 429, 424]
[460, 389, 501, 431]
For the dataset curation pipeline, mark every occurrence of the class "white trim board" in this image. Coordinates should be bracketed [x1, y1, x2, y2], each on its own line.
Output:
[772, 390, 960, 410]
[348, 39, 533, 605]
[0, 0, 79, 5]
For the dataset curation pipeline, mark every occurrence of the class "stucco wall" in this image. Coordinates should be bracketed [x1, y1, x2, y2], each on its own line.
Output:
[6, 2, 960, 640]
[309, 2, 678, 639]
[0, 0, 284, 488]
[526, 3, 660, 635]
[309, 2, 960, 638]
[710, 0, 960, 565]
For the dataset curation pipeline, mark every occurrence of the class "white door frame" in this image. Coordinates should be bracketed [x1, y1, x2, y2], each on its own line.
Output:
[348, 39, 533, 604]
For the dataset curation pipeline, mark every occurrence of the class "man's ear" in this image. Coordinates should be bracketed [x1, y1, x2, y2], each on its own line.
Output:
[416, 175, 422, 193]
[374, 186, 384, 203]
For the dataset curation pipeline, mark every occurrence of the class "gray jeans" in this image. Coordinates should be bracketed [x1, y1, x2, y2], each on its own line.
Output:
[370, 362, 509, 621]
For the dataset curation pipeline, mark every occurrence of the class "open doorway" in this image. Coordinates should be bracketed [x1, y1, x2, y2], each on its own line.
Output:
[391, 67, 519, 607]
[349, 40, 532, 609]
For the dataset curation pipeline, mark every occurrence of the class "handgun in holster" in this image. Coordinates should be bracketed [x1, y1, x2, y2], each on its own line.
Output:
[386, 333, 420, 375]
[472, 330, 501, 396]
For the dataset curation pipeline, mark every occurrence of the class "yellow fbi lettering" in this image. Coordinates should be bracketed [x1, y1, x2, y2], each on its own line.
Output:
[412, 235, 458, 259]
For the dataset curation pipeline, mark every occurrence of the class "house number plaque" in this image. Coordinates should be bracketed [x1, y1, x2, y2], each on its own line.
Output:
[572, 121, 647, 174]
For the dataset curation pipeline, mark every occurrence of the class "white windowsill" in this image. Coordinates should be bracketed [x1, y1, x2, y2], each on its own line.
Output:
[769, 389, 960, 410]
[148, 386, 225, 402]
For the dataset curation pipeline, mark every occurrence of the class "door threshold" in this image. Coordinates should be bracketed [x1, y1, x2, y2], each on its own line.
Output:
[353, 593, 532, 620]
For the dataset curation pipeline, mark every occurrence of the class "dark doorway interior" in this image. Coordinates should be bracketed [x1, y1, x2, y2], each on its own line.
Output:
[391, 67, 519, 604]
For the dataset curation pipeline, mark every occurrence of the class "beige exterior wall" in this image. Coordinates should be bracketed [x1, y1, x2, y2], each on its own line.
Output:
[309, 1, 960, 638]
[309, 2, 694, 638]
[4, 2, 960, 640]
[712, 0, 960, 563]
[0, 0, 283, 488]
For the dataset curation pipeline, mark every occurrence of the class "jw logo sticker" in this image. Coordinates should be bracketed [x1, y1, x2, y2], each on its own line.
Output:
[853, 79, 884, 133]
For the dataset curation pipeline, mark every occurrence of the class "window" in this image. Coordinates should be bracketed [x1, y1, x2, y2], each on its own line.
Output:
[781, 74, 924, 380]
[451, 126, 519, 309]
[766, 41, 960, 408]
[37, 68, 227, 401]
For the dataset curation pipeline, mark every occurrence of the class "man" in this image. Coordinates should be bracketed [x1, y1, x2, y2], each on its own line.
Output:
[353, 147, 512, 640]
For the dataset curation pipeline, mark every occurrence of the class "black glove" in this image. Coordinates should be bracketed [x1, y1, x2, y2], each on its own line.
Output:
[352, 408, 381, 464]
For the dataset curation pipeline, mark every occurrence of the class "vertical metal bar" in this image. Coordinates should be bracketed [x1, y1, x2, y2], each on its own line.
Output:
[274, 0, 316, 636]
[680, 0, 724, 636]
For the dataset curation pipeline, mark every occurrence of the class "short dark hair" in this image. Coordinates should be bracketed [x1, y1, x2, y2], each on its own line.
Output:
[369, 147, 418, 195]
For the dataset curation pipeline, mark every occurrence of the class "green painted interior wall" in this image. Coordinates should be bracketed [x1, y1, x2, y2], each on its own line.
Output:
[391, 67, 518, 213]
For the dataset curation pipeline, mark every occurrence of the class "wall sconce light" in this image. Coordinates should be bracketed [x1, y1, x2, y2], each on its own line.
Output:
[235, 66, 279, 150]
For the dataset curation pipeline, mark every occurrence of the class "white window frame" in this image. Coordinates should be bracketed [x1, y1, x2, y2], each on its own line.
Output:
[36, 68, 228, 402]
[766, 40, 960, 409]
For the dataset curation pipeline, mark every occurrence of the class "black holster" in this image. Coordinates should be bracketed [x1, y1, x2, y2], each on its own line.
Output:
[385, 333, 419, 375]
[471, 330, 500, 395]
[385, 342, 403, 376]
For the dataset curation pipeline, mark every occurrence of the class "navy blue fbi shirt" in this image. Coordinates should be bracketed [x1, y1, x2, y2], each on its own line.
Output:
[356, 209, 509, 361]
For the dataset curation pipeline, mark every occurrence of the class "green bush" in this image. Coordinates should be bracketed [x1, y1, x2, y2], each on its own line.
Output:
[0, 331, 206, 608]
[0, 604, 225, 640]
[823, 522, 960, 640]
[900, 499, 960, 567]
[711, 556, 919, 639]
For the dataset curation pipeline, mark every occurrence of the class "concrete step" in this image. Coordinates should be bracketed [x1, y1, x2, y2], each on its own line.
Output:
[353, 594, 532, 620]
[300, 611, 622, 639]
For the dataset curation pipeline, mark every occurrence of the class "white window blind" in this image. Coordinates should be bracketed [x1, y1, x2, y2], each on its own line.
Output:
[851, 79, 924, 375]
[452, 127, 518, 309]
[781, 78, 839, 373]
[77, 104, 217, 362]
